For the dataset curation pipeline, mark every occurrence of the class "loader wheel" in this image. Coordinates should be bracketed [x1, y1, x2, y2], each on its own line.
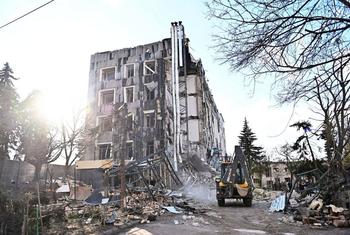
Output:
[243, 198, 252, 207]
[218, 199, 225, 207]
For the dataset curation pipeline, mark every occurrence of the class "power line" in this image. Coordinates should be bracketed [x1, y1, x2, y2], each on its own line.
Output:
[0, 0, 55, 30]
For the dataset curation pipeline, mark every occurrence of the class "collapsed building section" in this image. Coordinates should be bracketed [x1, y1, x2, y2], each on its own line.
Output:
[82, 22, 226, 190]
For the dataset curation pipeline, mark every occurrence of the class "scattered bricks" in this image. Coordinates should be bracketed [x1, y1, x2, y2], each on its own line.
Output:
[306, 209, 320, 217]
[293, 214, 302, 221]
[302, 216, 310, 224]
[322, 208, 330, 215]
[140, 219, 149, 224]
[308, 199, 323, 211]
[114, 221, 124, 226]
[302, 216, 318, 224]
[147, 214, 157, 221]
[333, 219, 349, 227]
[127, 215, 141, 220]
[343, 210, 350, 219]
[324, 215, 341, 221]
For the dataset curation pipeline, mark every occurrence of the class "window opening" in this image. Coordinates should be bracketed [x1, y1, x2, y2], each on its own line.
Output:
[102, 67, 115, 81]
[99, 144, 111, 159]
[144, 61, 156, 75]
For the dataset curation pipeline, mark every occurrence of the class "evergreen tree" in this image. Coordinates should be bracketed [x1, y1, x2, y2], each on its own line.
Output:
[0, 63, 19, 160]
[238, 118, 264, 173]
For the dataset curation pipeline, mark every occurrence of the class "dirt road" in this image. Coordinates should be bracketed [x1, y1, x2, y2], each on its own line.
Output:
[120, 200, 350, 235]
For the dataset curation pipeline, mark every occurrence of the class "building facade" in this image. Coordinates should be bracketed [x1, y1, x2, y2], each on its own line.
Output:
[253, 162, 292, 189]
[84, 23, 226, 169]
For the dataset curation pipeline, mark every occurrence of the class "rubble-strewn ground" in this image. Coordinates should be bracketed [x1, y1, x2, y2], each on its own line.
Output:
[8, 171, 349, 235]
[101, 185, 350, 235]
[115, 193, 350, 235]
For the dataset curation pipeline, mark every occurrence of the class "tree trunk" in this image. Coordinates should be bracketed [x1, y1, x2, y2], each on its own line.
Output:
[33, 163, 43, 183]
[64, 164, 70, 178]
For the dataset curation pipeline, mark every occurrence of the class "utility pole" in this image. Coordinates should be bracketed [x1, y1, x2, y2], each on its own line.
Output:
[119, 103, 127, 209]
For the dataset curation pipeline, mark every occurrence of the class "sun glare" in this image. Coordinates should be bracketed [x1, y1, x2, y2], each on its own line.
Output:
[37, 90, 73, 125]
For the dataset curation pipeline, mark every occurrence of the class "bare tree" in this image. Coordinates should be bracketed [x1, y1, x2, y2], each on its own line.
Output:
[207, 0, 350, 78]
[60, 111, 87, 177]
[308, 59, 350, 165]
[207, 0, 350, 203]
[207, 1, 350, 161]
[275, 143, 296, 181]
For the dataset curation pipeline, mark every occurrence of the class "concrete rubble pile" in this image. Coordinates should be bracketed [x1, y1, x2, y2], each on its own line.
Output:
[270, 191, 350, 228]
[41, 188, 204, 234]
[292, 199, 350, 228]
[253, 188, 284, 202]
[267, 165, 350, 229]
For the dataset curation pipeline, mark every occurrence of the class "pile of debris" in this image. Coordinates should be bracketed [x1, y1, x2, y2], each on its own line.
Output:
[269, 191, 350, 228]
[292, 199, 350, 228]
[41, 189, 204, 234]
[253, 188, 284, 202]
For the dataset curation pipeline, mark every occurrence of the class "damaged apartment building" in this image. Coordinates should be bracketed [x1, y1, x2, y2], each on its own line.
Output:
[84, 23, 226, 176]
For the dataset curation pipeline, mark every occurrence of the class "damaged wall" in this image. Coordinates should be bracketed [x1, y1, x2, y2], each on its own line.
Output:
[85, 40, 171, 161]
[85, 33, 226, 167]
[253, 162, 293, 189]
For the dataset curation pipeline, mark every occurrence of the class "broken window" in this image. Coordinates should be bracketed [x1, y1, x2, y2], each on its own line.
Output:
[265, 168, 272, 177]
[102, 67, 115, 81]
[99, 116, 112, 132]
[146, 141, 154, 156]
[100, 90, 114, 105]
[144, 60, 156, 75]
[145, 48, 151, 60]
[267, 180, 273, 189]
[126, 142, 133, 159]
[145, 86, 155, 100]
[145, 113, 155, 127]
[127, 114, 133, 131]
[253, 178, 261, 185]
[98, 144, 111, 159]
[125, 64, 135, 78]
[124, 87, 134, 103]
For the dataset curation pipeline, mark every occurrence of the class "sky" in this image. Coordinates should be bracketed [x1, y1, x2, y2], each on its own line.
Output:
[0, 0, 315, 156]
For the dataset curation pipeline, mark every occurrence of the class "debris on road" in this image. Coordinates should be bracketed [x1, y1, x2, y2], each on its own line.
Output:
[269, 194, 286, 212]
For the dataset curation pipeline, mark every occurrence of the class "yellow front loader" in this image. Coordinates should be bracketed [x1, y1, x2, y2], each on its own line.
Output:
[215, 146, 254, 207]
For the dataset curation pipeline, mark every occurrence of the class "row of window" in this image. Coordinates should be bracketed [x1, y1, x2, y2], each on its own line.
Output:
[265, 167, 289, 177]
[99, 86, 155, 106]
[97, 112, 156, 132]
[101, 61, 156, 81]
[98, 141, 154, 160]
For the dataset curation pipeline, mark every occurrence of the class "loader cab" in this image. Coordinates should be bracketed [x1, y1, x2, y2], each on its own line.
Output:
[220, 161, 230, 178]
[235, 163, 245, 184]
